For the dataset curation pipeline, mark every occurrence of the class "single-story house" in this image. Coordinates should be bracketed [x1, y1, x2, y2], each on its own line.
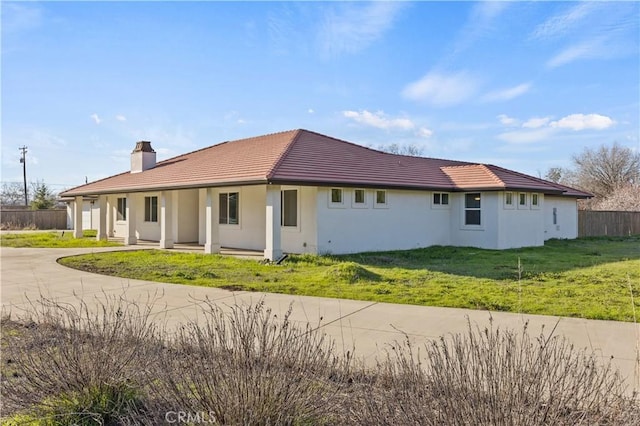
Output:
[60, 129, 590, 260]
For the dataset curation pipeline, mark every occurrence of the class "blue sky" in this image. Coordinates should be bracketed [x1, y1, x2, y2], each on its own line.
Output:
[2, 1, 639, 194]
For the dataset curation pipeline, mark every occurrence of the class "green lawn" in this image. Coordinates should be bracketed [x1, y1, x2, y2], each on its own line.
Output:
[57, 237, 640, 322]
[0, 230, 121, 248]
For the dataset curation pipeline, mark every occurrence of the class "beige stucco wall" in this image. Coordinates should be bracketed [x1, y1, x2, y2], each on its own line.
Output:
[544, 195, 579, 240]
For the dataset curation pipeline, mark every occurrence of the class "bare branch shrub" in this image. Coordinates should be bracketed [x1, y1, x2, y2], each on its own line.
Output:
[353, 319, 639, 425]
[149, 300, 353, 425]
[2, 293, 164, 425]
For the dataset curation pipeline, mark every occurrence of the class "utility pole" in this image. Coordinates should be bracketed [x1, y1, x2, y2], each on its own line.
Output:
[19, 146, 28, 206]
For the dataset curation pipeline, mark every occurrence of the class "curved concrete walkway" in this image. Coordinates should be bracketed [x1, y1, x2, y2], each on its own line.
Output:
[1, 246, 638, 394]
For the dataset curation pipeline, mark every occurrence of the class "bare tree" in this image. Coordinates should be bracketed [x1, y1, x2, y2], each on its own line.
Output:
[1, 182, 27, 206]
[590, 184, 640, 211]
[572, 142, 640, 198]
[378, 143, 424, 157]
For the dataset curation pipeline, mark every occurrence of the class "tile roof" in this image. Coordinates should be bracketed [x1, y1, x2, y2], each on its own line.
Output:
[60, 129, 591, 198]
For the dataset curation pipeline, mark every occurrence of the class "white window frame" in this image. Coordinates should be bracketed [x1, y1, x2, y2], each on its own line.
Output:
[219, 191, 240, 226]
[504, 192, 515, 209]
[144, 196, 158, 223]
[328, 188, 345, 208]
[531, 193, 541, 210]
[116, 197, 127, 221]
[518, 192, 528, 209]
[374, 189, 388, 208]
[352, 188, 368, 209]
[463, 192, 482, 228]
[281, 188, 299, 230]
[432, 192, 450, 209]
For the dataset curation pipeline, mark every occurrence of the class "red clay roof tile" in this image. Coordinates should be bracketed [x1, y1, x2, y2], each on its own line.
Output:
[60, 129, 590, 198]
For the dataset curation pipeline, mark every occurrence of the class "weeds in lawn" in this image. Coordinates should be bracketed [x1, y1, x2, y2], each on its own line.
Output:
[1, 294, 638, 425]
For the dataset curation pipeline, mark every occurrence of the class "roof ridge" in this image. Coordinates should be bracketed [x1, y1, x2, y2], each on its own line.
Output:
[265, 129, 303, 180]
[478, 164, 506, 187]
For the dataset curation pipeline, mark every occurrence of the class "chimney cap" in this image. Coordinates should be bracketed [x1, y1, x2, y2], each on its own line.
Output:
[132, 141, 155, 153]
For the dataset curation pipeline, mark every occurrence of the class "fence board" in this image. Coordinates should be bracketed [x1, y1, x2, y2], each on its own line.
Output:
[578, 210, 640, 237]
[0, 209, 68, 230]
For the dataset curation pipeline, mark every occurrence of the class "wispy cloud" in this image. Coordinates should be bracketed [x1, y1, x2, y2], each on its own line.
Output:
[2, 3, 43, 33]
[402, 71, 479, 107]
[450, 1, 510, 57]
[550, 113, 614, 131]
[497, 114, 519, 127]
[317, 2, 406, 57]
[497, 128, 555, 145]
[546, 37, 607, 68]
[417, 127, 433, 139]
[531, 2, 598, 40]
[90, 113, 102, 125]
[481, 82, 531, 103]
[343, 110, 414, 131]
[115, 115, 127, 122]
[522, 116, 551, 129]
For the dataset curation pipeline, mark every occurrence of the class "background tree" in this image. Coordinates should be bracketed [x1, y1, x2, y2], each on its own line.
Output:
[377, 143, 424, 156]
[29, 181, 56, 210]
[546, 142, 640, 211]
[0, 182, 27, 206]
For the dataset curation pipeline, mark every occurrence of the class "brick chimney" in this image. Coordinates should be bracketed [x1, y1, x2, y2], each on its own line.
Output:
[131, 141, 156, 173]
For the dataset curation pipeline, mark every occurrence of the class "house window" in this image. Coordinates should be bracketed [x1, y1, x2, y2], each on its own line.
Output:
[219, 192, 239, 225]
[464, 193, 481, 226]
[505, 192, 513, 206]
[330, 188, 343, 204]
[144, 196, 158, 222]
[116, 197, 127, 221]
[519, 193, 527, 206]
[531, 193, 539, 207]
[433, 193, 449, 206]
[375, 190, 386, 205]
[553, 207, 558, 225]
[281, 189, 297, 227]
[354, 189, 365, 204]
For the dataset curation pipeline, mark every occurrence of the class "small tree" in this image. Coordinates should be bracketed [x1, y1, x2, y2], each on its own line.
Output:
[30, 181, 56, 210]
[378, 143, 424, 156]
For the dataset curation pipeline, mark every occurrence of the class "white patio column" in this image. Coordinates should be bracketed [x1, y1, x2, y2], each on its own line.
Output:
[96, 195, 107, 241]
[204, 188, 220, 254]
[73, 196, 83, 238]
[106, 197, 114, 237]
[124, 193, 137, 245]
[159, 190, 174, 249]
[264, 184, 282, 261]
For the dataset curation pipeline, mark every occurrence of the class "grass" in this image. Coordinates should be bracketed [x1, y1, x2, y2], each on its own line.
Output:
[57, 236, 640, 322]
[0, 230, 121, 248]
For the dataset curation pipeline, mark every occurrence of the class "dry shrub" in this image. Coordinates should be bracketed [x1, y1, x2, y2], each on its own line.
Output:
[2, 293, 163, 425]
[353, 319, 639, 425]
[149, 300, 352, 425]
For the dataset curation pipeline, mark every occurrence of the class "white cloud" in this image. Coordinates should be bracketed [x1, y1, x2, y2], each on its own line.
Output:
[531, 2, 598, 40]
[402, 71, 478, 107]
[115, 115, 127, 122]
[497, 128, 556, 145]
[343, 110, 415, 131]
[481, 83, 531, 102]
[90, 113, 102, 125]
[417, 127, 433, 139]
[318, 2, 406, 57]
[522, 117, 551, 129]
[550, 113, 614, 131]
[546, 38, 606, 68]
[497, 114, 519, 127]
[307, 108, 315, 114]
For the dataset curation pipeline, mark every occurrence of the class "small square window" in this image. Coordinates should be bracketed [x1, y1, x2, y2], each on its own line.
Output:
[331, 188, 343, 203]
[433, 192, 449, 206]
[375, 190, 386, 205]
[354, 189, 365, 204]
[505, 192, 513, 205]
[519, 193, 527, 206]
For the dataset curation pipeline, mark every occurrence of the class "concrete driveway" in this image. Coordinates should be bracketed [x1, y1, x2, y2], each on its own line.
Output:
[1, 246, 638, 394]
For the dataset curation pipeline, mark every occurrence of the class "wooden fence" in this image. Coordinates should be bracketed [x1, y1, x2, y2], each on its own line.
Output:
[0, 208, 68, 230]
[578, 210, 640, 237]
